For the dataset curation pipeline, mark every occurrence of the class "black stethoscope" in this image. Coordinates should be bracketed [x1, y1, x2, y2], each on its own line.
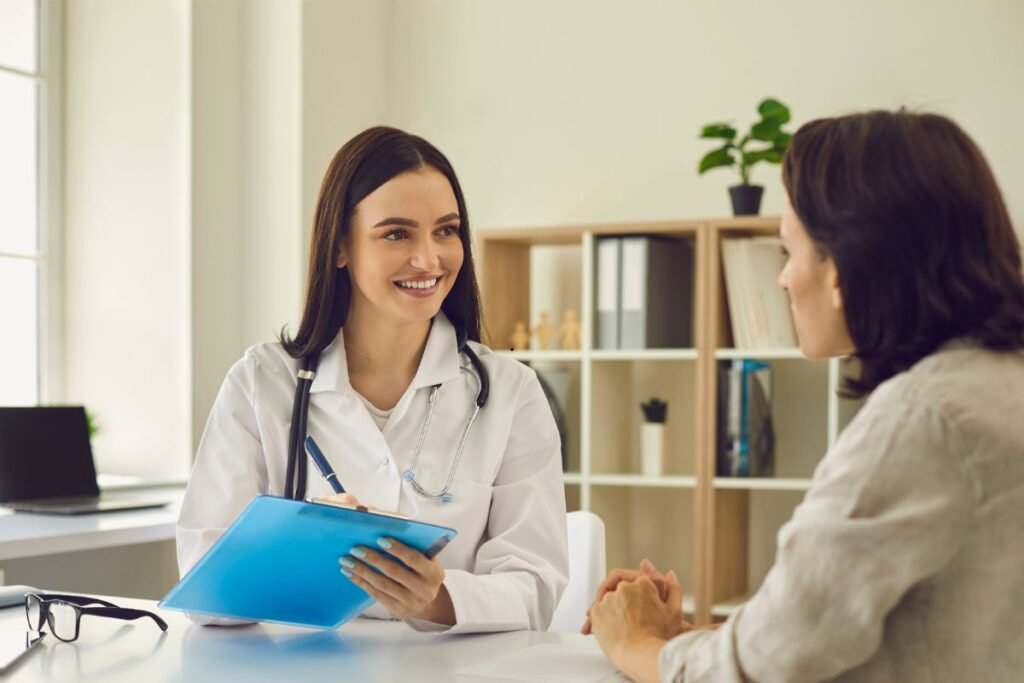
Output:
[284, 330, 490, 503]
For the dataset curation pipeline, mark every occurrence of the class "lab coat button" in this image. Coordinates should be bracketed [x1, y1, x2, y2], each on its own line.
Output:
[381, 457, 390, 467]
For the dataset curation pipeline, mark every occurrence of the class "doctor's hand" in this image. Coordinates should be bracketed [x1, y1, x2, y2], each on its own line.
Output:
[340, 538, 455, 626]
[588, 574, 685, 683]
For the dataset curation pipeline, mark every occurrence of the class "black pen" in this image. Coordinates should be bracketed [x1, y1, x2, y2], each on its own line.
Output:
[304, 436, 345, 494]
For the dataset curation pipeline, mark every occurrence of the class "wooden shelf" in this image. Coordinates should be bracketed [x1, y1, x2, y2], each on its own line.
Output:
[497, 350, 584, 362]
[590, 474, 697, 488]
[714, 348, 804, 360]
[713, 477, 813, 491]
[711, 594, 749, 618]
[477, 217, 864, 626]
[591, 349, 698, 361]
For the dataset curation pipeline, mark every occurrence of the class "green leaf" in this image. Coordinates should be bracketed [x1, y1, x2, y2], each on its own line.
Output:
[700, 123, 737, 140]
[699, 146, 736, 174]
[758, 98, 791, 123]
[750, 119, 782, 142]
[743, 148, 784, 167]
[773, 131, 793, 149]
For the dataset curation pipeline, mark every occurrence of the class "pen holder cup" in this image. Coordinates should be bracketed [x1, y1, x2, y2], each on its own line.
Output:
[640, 423, 664, 477]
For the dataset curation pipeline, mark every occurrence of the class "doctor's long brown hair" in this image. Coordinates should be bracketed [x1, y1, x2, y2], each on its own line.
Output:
[280, 127, 483, 359]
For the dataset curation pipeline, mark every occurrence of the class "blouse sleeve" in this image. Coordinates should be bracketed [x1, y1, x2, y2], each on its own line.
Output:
[659, 393, 977, 682]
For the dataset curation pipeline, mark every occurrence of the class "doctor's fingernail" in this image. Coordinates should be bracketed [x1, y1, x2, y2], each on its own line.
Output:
[341, 568, 353, 578]
[351, 547, 367, 559]
[376, 538, 393, 550]
[339, 557, 355, 568]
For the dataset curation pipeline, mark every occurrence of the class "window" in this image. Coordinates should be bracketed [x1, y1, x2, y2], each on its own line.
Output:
[1, 0, 52, 405]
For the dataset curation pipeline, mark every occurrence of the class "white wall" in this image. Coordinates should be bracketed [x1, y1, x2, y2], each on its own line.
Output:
[62, 0, 1024, 477]
[191, 0, 245, 455]
[63, 0, 191, 479]
[383, 0, 1024, 232]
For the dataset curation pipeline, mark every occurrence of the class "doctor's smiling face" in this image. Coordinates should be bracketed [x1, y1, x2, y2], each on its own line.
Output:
[340, 166, 464, 326]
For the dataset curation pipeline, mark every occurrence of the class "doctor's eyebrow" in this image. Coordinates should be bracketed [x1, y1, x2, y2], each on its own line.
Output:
[372, 213, 460, 229]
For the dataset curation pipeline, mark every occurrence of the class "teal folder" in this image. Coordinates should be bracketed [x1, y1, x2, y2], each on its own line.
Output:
[159, 495, 457, 629]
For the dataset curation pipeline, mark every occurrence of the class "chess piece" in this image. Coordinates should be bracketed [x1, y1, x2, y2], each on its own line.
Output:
[532, 311, 554, 350]
[559, 308, 582, 350]
[509, 321, 530, 351]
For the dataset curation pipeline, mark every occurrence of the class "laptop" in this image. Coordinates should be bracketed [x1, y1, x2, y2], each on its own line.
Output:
[0, 406, 174, 515]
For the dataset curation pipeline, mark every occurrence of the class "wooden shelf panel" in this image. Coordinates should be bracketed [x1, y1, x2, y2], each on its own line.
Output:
[591, 359, 697, 477]
[714, 477, 812, 491]
[498, 350, 584, 362]
[590, 474, 697, 488]
[714, 348, 803, 360]
[711, 593, 749, 618]
[591, 349, 698, 361]
[590, 487, 696, 591]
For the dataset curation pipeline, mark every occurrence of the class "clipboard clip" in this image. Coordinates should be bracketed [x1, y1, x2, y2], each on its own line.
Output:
[307, 496, 411, 520]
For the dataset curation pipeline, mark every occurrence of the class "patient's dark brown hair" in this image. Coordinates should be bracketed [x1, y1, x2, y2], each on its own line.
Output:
[782, 110, 1024, 396]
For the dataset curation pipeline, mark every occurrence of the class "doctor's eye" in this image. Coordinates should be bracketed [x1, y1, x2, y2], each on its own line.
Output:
[383, 229, 410, 241]
[436, 224, 460, 238]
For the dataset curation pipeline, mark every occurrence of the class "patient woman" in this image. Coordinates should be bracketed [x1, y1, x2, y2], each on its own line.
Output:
[585, 110, 1024, 682]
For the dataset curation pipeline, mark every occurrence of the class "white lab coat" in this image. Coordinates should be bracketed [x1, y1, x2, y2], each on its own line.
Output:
[177, 313, 569, 633]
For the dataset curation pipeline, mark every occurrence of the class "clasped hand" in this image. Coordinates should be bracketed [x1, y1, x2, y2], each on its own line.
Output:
[583, 559, 707, 683]
[323, 492, 455, 625]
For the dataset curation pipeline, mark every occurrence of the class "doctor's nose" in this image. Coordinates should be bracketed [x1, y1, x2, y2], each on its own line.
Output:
[409, 239, 441, 271]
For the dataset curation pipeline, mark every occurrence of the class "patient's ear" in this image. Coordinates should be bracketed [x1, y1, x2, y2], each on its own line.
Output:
[828, 263, 843, 310]
[336, 244, 348, 269]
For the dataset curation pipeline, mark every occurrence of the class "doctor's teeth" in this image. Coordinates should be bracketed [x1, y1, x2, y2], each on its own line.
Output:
[398, 278, 438, 289]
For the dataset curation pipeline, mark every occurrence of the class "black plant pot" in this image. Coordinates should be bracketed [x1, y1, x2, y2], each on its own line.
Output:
[729, 184, 764, 216]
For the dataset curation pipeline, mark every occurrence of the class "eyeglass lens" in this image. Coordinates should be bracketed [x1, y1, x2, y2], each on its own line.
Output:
[48, 602, 78, 641]
[25, 595, 79, 641]
[25, 594, 41, 631]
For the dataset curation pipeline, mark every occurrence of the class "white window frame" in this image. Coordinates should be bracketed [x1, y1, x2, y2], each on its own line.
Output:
[0, 0, 62, 403]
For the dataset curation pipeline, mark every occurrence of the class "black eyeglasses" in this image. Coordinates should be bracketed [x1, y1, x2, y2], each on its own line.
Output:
[25, 593, 168, 643]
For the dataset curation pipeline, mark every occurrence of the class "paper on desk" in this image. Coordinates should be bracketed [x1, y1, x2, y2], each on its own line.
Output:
[454, 643, 626, 682]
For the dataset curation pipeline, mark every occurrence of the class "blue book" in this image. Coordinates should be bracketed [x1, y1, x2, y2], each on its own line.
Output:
[718, 360, 775, 477]
[160, 495, 456, 629]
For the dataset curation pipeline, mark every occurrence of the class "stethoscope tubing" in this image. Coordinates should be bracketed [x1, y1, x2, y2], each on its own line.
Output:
[284, 333, 488, 502]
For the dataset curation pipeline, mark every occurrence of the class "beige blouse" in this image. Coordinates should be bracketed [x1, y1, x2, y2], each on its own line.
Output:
[660, 342, 1024, 682]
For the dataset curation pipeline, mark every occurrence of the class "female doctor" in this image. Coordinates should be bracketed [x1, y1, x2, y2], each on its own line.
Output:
[177, 126, 568, 633]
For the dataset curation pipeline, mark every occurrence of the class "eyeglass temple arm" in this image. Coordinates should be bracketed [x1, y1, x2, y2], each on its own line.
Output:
[81, 607, 169, 631]
[33, 593, 119, 609]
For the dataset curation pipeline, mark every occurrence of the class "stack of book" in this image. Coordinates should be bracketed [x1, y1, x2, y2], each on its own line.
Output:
[716, 359, 775, 477]
[720, 237, 797, 349]
[594, 236, 694, 349]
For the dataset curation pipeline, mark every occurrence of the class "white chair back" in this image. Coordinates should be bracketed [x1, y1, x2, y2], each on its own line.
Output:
[549, 510, 606, 633]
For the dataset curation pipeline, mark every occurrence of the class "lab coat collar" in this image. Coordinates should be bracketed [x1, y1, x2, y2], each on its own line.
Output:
[308, 313, 462, 395]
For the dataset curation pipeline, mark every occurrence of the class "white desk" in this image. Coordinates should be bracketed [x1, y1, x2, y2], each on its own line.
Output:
[0, 487, 184, 562]
[0, 596, 625, 682]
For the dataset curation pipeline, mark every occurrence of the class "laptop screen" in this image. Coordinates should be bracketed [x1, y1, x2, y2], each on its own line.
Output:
[0, 407, 100, 502]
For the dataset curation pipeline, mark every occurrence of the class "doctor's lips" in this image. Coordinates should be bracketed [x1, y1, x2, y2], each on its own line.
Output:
[394, 274, 444, 297]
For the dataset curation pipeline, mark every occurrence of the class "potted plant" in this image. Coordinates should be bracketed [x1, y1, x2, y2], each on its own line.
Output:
[698, 98, 793, 216]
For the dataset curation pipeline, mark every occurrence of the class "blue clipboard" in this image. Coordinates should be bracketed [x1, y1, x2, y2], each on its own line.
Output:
[159, 495, 457, 629]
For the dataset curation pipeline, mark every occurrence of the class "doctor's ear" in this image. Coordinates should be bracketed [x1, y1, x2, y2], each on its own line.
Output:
[336, 244, 349, 269]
